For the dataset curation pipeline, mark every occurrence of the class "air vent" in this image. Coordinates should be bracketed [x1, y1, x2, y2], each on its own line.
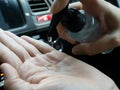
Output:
[28, 0, 49, 12]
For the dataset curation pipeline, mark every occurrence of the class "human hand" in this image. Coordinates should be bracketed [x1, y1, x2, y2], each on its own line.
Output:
[0, 30, 119, 90]
[51, 0, 120, 55]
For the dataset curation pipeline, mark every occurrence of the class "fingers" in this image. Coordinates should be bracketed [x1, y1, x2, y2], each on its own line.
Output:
[0, 30, 30, 61]
[21, 36, 56, 54]
[57, 23, 77, 44]
[5, 31, 41, 57]
[0, 63, 28, 90]
[51, 0, 82, 14]
[72, 33, 120, 55]
[0, 63, 20, 81]
[69, 1, 83, 10]
[50, 0, 69, 14]
[0, 42, 22, 70]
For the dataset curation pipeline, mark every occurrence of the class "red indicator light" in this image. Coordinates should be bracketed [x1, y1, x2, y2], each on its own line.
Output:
[37, 14, 52, 22]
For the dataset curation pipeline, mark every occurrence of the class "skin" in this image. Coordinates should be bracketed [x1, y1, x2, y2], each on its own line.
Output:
[0, 29, 119, 90]
[51, 0, 120, 55]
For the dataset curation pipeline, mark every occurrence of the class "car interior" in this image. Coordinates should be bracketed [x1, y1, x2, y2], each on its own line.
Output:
[0, 0, 120, 89]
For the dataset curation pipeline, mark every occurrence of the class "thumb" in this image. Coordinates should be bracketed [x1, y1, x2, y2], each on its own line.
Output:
[72, 43, 104, 55]
[72, 34, 118, 55]
[0, 63, 20, 81]
[72, 43, 95, 55]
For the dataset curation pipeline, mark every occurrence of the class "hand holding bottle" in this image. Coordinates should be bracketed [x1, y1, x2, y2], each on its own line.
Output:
[51, 0, 120, 55]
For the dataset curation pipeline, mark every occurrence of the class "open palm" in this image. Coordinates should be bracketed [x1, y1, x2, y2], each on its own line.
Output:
[0, 30, 118, 90]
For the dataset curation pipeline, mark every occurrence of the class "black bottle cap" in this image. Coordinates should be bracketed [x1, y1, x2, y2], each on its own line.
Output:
[61, 8, 86, 33]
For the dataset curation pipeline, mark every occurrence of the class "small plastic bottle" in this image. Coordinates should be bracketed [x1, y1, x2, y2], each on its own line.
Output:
[61, 9, 103, 43]
[61, 8, 112, 54]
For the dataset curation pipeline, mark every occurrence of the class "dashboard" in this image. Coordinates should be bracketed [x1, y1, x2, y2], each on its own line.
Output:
[0, 0, 120, 34]
[0, 0, 53, 35]
[0, 0, 120, 89]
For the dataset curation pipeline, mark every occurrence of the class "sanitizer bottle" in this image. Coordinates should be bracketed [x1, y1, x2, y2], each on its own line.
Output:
[60, 8, 112, 54]
[61, 8, 103, 43]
